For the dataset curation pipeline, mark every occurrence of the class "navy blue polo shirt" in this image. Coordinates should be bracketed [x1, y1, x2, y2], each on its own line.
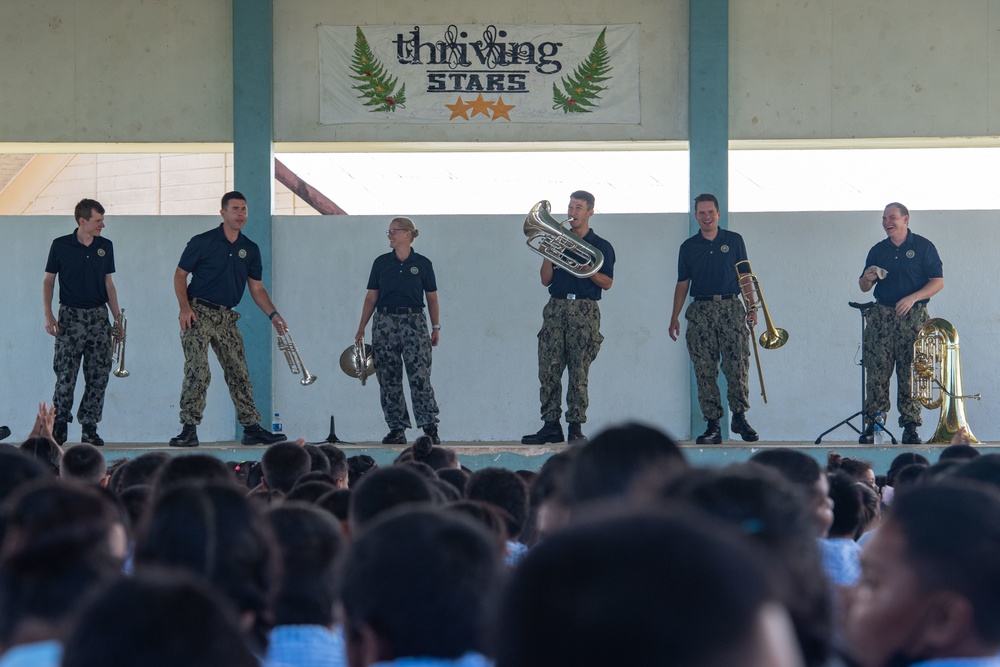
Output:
[178, 224, 263, 308]
[677, 228, 749, 296]
[367, 250, 437, 308]
[547, 229, 615, 301]
[45, 230, 115, 308]
[863, 230, 943, 306]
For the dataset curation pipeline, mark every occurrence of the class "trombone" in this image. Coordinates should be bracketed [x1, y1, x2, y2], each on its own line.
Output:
[734, 260, 788, 403]
[111, 309, 130, 378]
[277, 329, 317, 386]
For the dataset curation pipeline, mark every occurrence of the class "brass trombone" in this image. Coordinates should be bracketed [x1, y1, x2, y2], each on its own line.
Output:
[111, 309, 130, 378]
[277, 329, 317, 386]
[734, 260, 788, 403]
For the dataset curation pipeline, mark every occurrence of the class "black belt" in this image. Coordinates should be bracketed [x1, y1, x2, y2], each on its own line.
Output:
[694, 294, 739, 302]
[190, 297, 231, 311]
[551, 294, 594, 301]
[377, 306, 423, 314]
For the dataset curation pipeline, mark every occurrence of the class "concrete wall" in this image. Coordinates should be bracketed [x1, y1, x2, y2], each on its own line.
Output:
[7, 0, 999, 144]
[4, 211, 995, 444]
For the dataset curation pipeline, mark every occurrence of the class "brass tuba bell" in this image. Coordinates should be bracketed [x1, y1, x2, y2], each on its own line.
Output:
[910, 318, 980, 443]
[523, 200, 605, 278]
[340, 340, 375, 386]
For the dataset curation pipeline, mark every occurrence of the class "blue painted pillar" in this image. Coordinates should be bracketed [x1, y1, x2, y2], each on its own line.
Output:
[689, 0, 730, 440]
[233, 0, 275, 435]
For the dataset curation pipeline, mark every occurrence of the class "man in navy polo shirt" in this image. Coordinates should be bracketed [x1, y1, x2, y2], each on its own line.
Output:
[669, 193, 759, 445]
[521, 190, 616, 445]
[858, 202, 943, 445]
[43, 198, 121, 447]
[168, 191, 289, 448]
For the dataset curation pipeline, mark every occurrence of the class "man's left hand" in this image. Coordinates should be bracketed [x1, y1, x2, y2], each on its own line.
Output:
[895, 296, 917, 317]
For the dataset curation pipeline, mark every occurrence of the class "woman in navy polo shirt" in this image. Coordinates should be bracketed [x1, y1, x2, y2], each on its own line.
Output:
[355, 217, 441, 446]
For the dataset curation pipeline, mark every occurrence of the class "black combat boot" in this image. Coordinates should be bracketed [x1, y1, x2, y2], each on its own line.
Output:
[521, 421, 564, 445]
[53, 421, 68, 446]
[169, 424, 199, 447]
[858, 421, 875, 444]
[730, 412, 759, 442]
[422, 425, 441, 445]
[567, 422, 587, 444]
[81, 424, 104, 447]
[902, 425, 922, 445]
[695, 419, 722, 445]
[382, 429, 407, 445]
[241, 424, 287, 446]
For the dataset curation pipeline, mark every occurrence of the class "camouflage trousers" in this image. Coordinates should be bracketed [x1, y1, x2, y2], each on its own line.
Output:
[864, 303, 927, 427]
[537, 297, 604, 424]
[685, 299, 751, 420]
[52, 305, 112, 426]
[178, 304, 260, 426]
[372, 312, 439, 430]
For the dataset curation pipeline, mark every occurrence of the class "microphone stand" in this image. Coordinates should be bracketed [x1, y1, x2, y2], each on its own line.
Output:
[814, 302, 898, 444]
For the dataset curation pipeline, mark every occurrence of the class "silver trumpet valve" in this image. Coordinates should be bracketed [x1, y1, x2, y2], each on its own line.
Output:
[276, 329, 317, 386]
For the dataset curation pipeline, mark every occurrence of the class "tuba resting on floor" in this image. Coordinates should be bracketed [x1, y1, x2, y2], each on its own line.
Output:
[910, 318, 980, 443]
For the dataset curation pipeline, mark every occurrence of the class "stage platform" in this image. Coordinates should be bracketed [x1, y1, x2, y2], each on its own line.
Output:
[55, 440, 996, 472]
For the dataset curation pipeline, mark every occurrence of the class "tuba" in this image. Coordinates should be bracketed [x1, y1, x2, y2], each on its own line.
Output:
[277, 330, 317, 386]
[111, 309, 130, 378]
[910, 318, 980, 443]
[340, 340, 375, 386]
[523, 200, 605, 278]
[734, 260, 788, 404]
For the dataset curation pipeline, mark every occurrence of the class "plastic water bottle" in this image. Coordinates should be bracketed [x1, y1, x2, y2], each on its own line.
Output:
[272, 412, 283, 434]
[873, 412, 885, 446]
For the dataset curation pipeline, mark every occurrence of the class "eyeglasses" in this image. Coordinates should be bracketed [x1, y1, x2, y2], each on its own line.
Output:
[387, 229, 408, 236]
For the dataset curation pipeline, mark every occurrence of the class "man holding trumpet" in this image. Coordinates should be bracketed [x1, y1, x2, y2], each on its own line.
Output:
[168, 191, 288, 448]
[669, 193, 758, 444]
[43, 198, 121, 447]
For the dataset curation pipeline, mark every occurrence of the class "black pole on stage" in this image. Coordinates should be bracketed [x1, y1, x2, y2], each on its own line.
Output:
[313, 414, 354, 445]
[814, 301, 898, 445]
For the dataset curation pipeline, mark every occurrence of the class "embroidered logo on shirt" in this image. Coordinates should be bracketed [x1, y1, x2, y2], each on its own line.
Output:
[720, 245, 730, 253]
[97, 248, 106, 257]
[410, 267, 419, 275]
[906, 250, 915, 259]
[238, 249, 248, 259]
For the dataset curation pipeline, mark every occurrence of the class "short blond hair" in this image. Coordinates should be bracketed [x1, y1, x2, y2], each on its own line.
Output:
[390, 216, 419, 239]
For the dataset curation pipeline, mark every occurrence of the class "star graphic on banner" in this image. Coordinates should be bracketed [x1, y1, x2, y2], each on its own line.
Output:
[490, 96, 515, 121]
[468, 94, 493, 118]
[445, 96, 472, 120]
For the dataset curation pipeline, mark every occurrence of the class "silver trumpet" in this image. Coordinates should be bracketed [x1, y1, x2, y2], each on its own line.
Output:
[111, 309, 130, 378]
[277, 329, 317, 386]
[524, 200, 605, 278]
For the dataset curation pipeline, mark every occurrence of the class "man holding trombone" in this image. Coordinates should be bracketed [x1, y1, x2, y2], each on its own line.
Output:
[669, 193, 758, 444]
[43, 198, 121, 447]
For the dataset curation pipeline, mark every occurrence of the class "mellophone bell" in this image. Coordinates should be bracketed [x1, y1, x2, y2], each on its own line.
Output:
[910, 318, 981, 443]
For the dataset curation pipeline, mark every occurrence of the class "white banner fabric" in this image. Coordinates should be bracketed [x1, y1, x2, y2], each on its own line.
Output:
[318, 23, 640, 125]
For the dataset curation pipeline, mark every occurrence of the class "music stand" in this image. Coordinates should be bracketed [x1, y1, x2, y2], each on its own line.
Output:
[815, 301, 898, 444]
[312, 414, 355, 445]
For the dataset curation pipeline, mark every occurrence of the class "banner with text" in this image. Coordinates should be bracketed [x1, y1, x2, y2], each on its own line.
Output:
[318, 24, 640, 125]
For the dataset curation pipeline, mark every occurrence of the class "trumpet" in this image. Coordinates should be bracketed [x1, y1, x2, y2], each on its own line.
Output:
[340, 339, 375, 386]
[734, 260, 788, 403]
[524, 200, 605, 278]
[111, 309, 130, 378]
[277, 329, 317, 386]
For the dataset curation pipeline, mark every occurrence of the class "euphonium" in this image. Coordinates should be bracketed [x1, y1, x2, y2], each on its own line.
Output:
[523, 200, 605, 278]
[734, 260, 789, 404]
[111, 309, 130, 378]
[277, 329, 317, 386]
[340, 340, 375, 386]
[910, 318, 980, 443]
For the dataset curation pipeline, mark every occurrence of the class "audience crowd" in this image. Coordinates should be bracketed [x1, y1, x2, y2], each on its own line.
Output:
[1, 408, 999, 667]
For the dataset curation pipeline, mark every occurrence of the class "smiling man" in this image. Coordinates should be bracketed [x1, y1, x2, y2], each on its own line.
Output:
[43, 198, 122, 447]
[858, 202, 943, 445]
[669, 193, 759, 445]
[168, 191, 289, 448]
